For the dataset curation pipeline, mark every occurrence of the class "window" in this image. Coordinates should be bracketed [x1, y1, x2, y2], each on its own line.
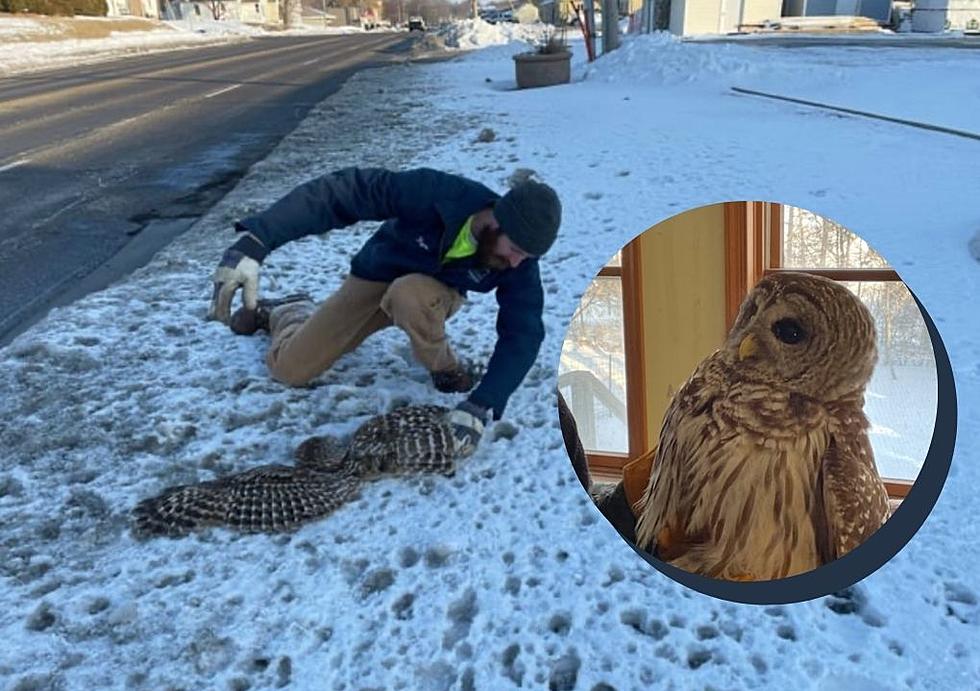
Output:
[727, 202, 935, 496]
[559, 243, 645, 477]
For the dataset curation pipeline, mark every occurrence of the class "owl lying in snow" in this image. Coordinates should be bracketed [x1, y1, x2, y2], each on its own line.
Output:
[131, 405, 459, 537]
[627, 272, 890, 581]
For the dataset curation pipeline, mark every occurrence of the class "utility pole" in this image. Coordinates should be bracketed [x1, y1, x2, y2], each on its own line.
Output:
[601, 0, 619, 52]
[283, 0, 301, 28]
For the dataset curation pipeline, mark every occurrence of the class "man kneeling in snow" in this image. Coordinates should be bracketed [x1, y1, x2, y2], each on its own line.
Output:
[208, 167, 561, 456]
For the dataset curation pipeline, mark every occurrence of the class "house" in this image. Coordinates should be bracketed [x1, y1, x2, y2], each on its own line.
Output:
[105, 0, 159, 18]
[783, 0, 892, 23]
[302, 4, 360, 27]
[667, 0, 783, 35]
[514, 1, 540, 23]
[535, 0, 558, 24]
[912, 0, 980, 32]
[161, 0, 279, 24]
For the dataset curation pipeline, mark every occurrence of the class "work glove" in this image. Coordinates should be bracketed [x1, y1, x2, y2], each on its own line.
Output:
[208, 232, 269, 324]
[445, 399, 490, 457]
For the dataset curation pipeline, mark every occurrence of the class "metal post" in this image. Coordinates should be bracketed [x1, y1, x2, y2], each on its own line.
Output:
[583, 0, 597, 59]
[601, 0, 619, 52]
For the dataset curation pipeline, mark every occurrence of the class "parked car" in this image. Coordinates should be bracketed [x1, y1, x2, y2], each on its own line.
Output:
[408, 16, 426, 31]
[480, 10, 517, 24]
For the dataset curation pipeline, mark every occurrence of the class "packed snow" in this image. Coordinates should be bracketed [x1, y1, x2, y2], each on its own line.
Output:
[1, 26, 979, 690]
[0, 18, 242, 76]
[0, 16, 62, 38]
[437, 17, 551, 50]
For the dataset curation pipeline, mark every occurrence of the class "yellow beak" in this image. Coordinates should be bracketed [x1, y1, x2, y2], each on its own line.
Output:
[738, 334, 760, 361]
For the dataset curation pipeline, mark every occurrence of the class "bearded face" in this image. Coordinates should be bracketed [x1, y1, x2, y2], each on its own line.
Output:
[472, 216, 533, 272]
[476, 228, 512, 270]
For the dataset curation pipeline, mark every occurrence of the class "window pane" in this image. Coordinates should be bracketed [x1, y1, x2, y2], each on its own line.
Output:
[841, 281, 937, 482]
[559, 277, 628, 454]
[781, 207, 891, 270]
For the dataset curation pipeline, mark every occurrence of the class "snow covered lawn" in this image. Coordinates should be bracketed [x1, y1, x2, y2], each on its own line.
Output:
[0, 14, 374, 77]
[0, 14, 173, 42]
[0, 29, 978, 690]
[0, 14, 248, 76]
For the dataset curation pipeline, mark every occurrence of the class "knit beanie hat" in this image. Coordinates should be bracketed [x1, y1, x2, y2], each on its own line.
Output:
[494, 180, 562, 257]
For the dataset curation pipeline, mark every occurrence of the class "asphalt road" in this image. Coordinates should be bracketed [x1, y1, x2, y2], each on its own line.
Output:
[0, 32, 413, 346]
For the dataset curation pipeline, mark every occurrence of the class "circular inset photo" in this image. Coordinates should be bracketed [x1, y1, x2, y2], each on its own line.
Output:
[557, 201, 955, 604]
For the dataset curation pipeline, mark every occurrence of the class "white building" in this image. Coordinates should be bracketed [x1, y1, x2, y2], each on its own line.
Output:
[668, 0, 783, 35]
[161, 0, 280, 24]
[912, 0, 980, 32]
[106, 0, 159, 17]
[783, 0, 892, 23]
[514, 2, 540, 23]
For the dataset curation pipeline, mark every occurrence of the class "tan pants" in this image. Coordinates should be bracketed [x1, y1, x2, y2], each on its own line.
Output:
[266, 274, 465, 387]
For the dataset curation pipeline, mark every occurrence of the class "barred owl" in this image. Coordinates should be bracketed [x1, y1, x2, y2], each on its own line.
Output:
[634, 272, 890, 581]
[132, 405, 457, 537]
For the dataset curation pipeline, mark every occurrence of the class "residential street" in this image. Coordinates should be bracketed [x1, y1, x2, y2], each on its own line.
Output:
[0, 32, 412, 345]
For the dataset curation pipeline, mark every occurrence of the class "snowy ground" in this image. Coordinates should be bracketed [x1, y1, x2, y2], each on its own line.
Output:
[0, 15, 373, 77]
[1, 29, 979, 691]
[437, 18, 550, 50]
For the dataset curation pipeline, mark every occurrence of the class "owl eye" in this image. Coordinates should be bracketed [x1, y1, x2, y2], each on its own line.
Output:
[772, 318, 806, 344]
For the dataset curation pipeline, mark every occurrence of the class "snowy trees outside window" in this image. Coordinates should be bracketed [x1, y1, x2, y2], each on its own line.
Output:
[778, 207, 937, 482]
[560, 271, 630, 455]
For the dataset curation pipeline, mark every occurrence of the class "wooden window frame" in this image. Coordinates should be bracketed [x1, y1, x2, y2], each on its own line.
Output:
[725, 202, 913, 499]
[583, 239, 648, 479]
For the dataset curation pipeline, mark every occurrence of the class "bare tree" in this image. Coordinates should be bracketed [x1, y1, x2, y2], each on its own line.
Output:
[207, 0, 225, 20]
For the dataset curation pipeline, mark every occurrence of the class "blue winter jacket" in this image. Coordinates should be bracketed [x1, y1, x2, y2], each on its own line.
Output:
[235, 167, 546, 419]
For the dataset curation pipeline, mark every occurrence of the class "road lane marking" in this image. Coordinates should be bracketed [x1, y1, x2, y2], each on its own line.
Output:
[301, 58, 319, 65]
[0, 34, 391, 111]
[1, 34, 406, 168]
[204, 84, 242, 99]
[0, 158, 30, 173]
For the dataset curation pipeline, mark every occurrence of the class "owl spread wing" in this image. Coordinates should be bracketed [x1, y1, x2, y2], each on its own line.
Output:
[345, 405, 451, 475]
[818, 435, 890, 560]
[131, 405, 458, 538]
[131, 465, 361, 538]
[294, 436, 348, 471]
[392, 421, 456, 475]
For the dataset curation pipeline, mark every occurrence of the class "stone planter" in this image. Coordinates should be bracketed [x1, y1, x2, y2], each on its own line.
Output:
[513, 50, 572, 89]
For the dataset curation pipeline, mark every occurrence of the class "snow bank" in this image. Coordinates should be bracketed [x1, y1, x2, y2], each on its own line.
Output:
[585, 32, 980, 133]
[438, 17, 550, 50]
[0, 16, 61, 38]
[162, 18, 267, 36]
[0, 16, 372, 77]
[0, 20, 248, 76]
